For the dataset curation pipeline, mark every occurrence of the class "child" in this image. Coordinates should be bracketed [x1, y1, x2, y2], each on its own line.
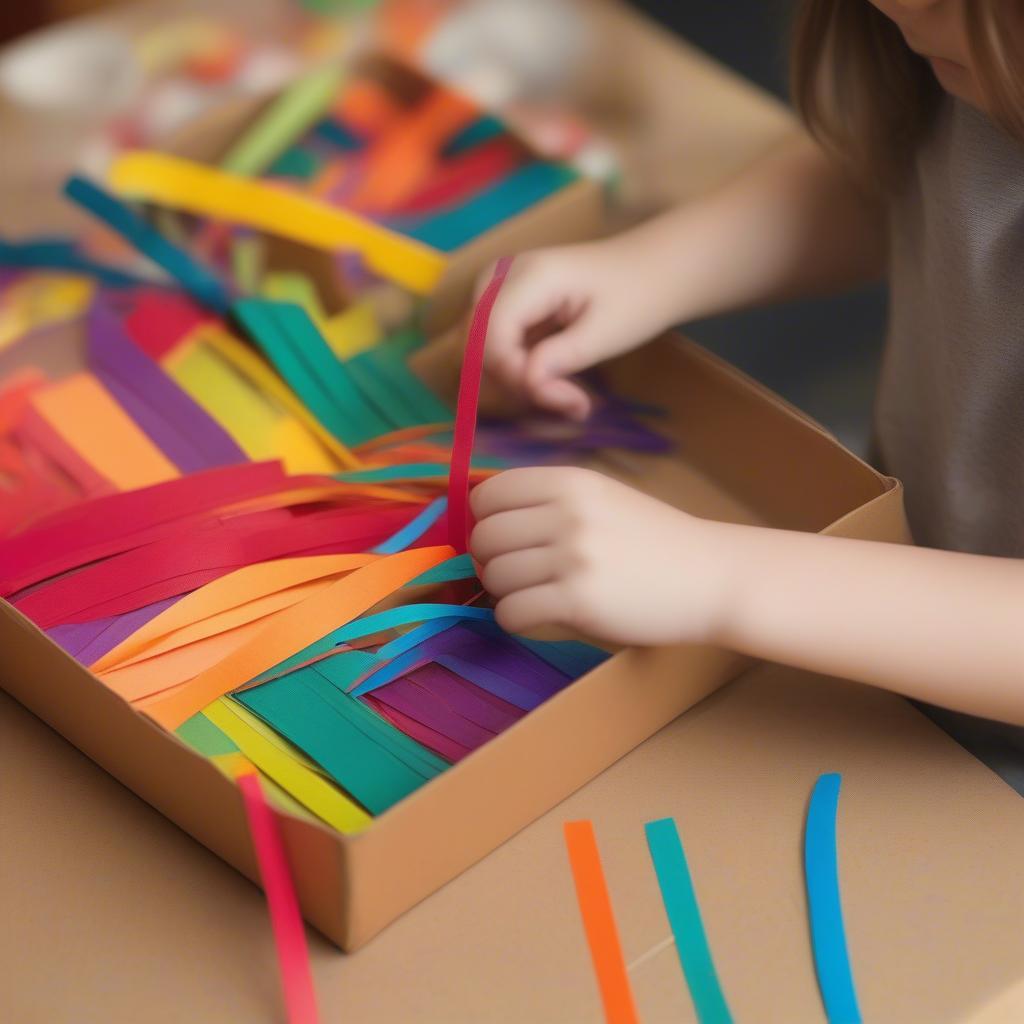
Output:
[470, 0, 1024, 787]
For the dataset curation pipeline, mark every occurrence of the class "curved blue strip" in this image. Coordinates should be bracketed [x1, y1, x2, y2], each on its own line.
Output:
[373, 497, 448, 554]
[805, 773, 862, 1024]
[0, 237, 150, 288]
[250, 604, 493, 688]
[64, 176, 230, 311]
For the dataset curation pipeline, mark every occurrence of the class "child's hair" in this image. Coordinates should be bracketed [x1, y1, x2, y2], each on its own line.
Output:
[791, 0, 1024, 188]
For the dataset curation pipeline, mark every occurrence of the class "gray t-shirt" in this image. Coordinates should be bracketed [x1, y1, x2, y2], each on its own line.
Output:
[875, 97, 1024, 790]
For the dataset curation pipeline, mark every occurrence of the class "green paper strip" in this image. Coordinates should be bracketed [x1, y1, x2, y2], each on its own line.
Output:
[231, 236, 264, 294]
[221, 65, 345, 177]
[644, 818, 733, 1024]
[177, 711, 239, 756]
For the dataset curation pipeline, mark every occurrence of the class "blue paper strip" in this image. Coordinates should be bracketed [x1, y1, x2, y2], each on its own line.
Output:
[373, 497, 448, 554]
[64, 176, 230, 311]
[805, 773, 862, 1024]
[644, 818, 733, 1024]
[0, 237, 149, 288]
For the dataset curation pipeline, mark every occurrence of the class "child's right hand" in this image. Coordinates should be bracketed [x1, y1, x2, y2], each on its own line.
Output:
[480, 240, 667, 421]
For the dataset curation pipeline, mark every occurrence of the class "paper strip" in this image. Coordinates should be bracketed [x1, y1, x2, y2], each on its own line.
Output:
[644, 818, 733, 1024]
[373, 496, 448, 554]
[30, 373, 179, 491]
[563, 820, 640, 1024]
[207, 699, 370, 834]
[142, 545, 453, 728]
[63, 177, 230, 310]
[805, 773, 863, 1024]
[108, 152, 447, 294]
[448, 255, 512, 552]
[0, 237, 148, 288]
[237, 773, 320, 1024]
[221, 65, 345, 176]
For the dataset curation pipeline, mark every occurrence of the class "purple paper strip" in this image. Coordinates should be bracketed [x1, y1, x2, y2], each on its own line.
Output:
[364, 696, 470, 763]
[434, 654, 546, 711]
[368, 677, 496, 750]
[47, 594, 180, 665]
[87, 299, 245, 472]
[405, 663, 524, 733]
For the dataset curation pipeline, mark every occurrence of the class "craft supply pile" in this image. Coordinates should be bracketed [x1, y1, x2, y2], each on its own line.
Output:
[0, 58, 665, 834]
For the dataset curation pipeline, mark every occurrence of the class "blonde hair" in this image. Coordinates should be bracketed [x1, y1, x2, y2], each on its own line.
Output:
[791, 0, 1024, 189]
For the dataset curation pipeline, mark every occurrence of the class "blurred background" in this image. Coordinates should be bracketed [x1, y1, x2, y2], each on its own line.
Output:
[0, 0, 886, 454]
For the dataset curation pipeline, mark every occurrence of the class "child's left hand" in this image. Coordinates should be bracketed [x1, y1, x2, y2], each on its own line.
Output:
[470, 467, 733, 646]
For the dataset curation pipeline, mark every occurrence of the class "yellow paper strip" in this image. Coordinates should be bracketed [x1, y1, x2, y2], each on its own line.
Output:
[210, 752, 318, 822]
[109, 151, 448, 294]
[164, 334, 342, 474]
[205, 699, 371, 833]
[199, 325, 362, 469]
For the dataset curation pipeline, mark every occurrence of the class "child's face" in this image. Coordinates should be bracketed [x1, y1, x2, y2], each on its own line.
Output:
[867, 0, 981, 106]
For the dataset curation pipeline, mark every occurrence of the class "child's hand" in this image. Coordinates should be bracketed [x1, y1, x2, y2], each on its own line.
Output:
[480, 241, 671, 422]
[470, 466, 733, 646]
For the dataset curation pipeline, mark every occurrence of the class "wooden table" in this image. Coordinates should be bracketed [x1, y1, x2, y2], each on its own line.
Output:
[3, 4, 1023, 1022]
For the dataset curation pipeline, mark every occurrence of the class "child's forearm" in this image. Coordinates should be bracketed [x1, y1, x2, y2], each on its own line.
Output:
[611, 134, 887, 327]
[713, 524, 1024, 723]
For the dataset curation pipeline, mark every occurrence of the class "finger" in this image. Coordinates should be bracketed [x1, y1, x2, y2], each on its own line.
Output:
[494, 583, 568, 635]
[470, 467, 564, 519]
[484, 272, 567, 391]
[470, 506, 559, 563]
[480, 547, 556, 598]
[533, 377, 593, 421]
[526, 321, 598, 386]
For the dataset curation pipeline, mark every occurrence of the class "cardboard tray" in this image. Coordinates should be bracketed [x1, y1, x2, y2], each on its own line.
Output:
[161, 53, 606, 335]
[0, 328, 909, 950]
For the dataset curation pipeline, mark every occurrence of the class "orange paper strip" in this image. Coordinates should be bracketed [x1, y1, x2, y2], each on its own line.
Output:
[143, 544, 454, 729]
[564, 820, 641, 1024]
[30, 373, 179, 490]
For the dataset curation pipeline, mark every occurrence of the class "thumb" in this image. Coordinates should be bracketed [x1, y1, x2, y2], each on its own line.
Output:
[525, 326, 596, 421]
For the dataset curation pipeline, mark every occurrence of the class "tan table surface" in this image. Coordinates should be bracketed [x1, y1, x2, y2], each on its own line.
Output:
[3, 4, 1023, 1023]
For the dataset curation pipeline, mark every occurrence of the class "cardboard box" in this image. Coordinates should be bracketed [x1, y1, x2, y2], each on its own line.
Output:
[0, 325, 909, 950]
[161, 53, 606, 334]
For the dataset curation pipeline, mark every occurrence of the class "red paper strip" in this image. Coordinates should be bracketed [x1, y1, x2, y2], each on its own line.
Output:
[447, 255, 512, 553]
[0, 462, 289, 593]
[396, 137, 524, 215]
[124, 288, 218, 360]
[16, 504, 415, 627]
[237, 772, 320, 1024]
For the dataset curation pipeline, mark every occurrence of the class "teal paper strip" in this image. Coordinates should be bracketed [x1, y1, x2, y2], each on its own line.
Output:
[64, 176, 230, 310]
[352, 344, 453, 425]
[805, 773, 862, 1024]
[408, 552, 476, 586]
[302, 664, 448, 776]
[236, 673, 433, 814]
[246, 601, 491, 686]
[0, 237, 149, 288]
[335, 462, 452, 484]
[393, 162, 577, 252]
[644, 818, 733, 1024]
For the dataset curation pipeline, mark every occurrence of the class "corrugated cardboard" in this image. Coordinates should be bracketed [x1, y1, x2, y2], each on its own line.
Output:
[0, 322, 908, 950]
[162, 53, 607, 334]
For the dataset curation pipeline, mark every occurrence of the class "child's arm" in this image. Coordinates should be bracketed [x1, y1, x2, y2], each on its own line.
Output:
[483, 135, 886, 419]
[471, 468, 1024, 725]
